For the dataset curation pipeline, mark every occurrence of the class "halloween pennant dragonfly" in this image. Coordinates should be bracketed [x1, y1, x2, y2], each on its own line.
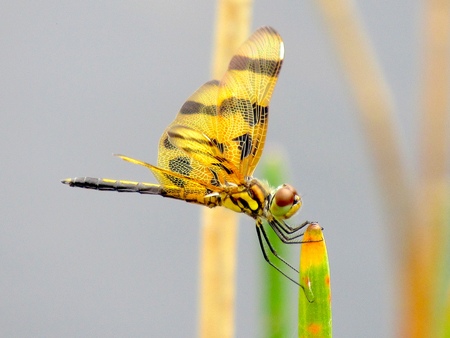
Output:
[62, 26, 311, 284]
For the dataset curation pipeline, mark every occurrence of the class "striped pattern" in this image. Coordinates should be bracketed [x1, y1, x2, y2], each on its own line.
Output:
[155, 26, 284, 202]
[61, 177, 161, 194]
[63, 26, 285, 212]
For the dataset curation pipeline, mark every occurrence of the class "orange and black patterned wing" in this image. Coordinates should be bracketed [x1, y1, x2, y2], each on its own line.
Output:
[216, 26, 284, 177]
[153, 26, 283, 195]
[155, 80, 243, 197]
[63, 27, 285, 209]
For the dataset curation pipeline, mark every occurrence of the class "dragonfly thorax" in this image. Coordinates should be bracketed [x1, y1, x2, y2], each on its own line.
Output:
[218, 178, 270, 218]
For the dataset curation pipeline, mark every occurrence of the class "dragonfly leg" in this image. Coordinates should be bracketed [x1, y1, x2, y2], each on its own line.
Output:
[256, 223, 301, 286]
[273, 218, 311, 234]
[268, 219, 307, 243]
[258, 222, 299, 273]
[255, 222, 314, 302]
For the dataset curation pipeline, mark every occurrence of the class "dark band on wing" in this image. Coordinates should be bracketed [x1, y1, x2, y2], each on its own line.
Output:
[209, 169, 221, 187]
[233, 133, 252, 160]
[179, 101, 217, 116]
[219, 97, 251, 116]
[211, 162, 234, 175]
[211, 139, 225, 153]
[218, 97, 268, 127]
[251, 139, 260, 157]
[168, 156, 193, 177]
[168, 132, 221, 161]
[229, 56, 283, 77]
[162, 135, 177, 150]
[166, 155, 192, 188]
[170, 135, 213, 147]
[249, 103, 268, 127]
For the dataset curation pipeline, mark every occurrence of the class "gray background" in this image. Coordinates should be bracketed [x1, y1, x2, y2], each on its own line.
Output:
[2, 1, 422, 337]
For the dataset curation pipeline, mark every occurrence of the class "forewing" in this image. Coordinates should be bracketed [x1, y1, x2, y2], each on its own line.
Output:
[217, 26, 284, 177]
[167, 124, 242, 185]
[156, 80, 243, 194]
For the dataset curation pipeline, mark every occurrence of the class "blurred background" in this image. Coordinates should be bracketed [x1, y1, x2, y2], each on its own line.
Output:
[1, 1, 425, 337]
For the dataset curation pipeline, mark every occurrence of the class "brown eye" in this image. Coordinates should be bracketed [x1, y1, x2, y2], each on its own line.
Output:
[270, 184, 302, 219]
[274, 185, 295, 207]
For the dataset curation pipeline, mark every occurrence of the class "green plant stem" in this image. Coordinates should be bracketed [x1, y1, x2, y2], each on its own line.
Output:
[298, 223, 332, 338]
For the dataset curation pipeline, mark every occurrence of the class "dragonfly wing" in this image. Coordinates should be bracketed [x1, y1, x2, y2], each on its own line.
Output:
[157, 80, 244, 193]
[167, 124, 243, 186]
[154, 27, 283, 194]
[164, 80, 219, 134]
[217, 26, 284, 177]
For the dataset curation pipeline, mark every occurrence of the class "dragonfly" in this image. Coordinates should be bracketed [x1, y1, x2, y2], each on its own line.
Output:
[62, 26, 311, 285]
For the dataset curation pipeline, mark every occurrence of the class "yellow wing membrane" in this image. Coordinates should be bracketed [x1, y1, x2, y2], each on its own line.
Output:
[217, 26, 284, 177]
[155, 26, 284, 194]
[156, 80, 237, 197]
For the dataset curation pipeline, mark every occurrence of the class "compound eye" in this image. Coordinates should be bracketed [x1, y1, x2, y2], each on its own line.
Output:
[274, 185, 295, 207]
[270, 184, 302, 219]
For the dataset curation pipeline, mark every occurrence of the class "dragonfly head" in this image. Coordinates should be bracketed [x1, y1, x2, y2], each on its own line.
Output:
[269, 184, 302, 219]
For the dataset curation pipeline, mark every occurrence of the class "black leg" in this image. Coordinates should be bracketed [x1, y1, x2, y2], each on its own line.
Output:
[255, 223, 302, 287]
[268, 218, 308, 243]
[259, 221, 299, 273]
[256, 224, 314, 302]
[275, 218, 311, 234]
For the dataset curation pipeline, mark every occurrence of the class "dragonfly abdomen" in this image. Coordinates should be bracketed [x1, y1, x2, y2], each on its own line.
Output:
[61, 177, 162, 194]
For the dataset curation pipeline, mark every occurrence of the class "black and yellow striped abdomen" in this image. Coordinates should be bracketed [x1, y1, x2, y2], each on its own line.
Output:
[62, 176, 221, 207]
[61, 177, 162, 194]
